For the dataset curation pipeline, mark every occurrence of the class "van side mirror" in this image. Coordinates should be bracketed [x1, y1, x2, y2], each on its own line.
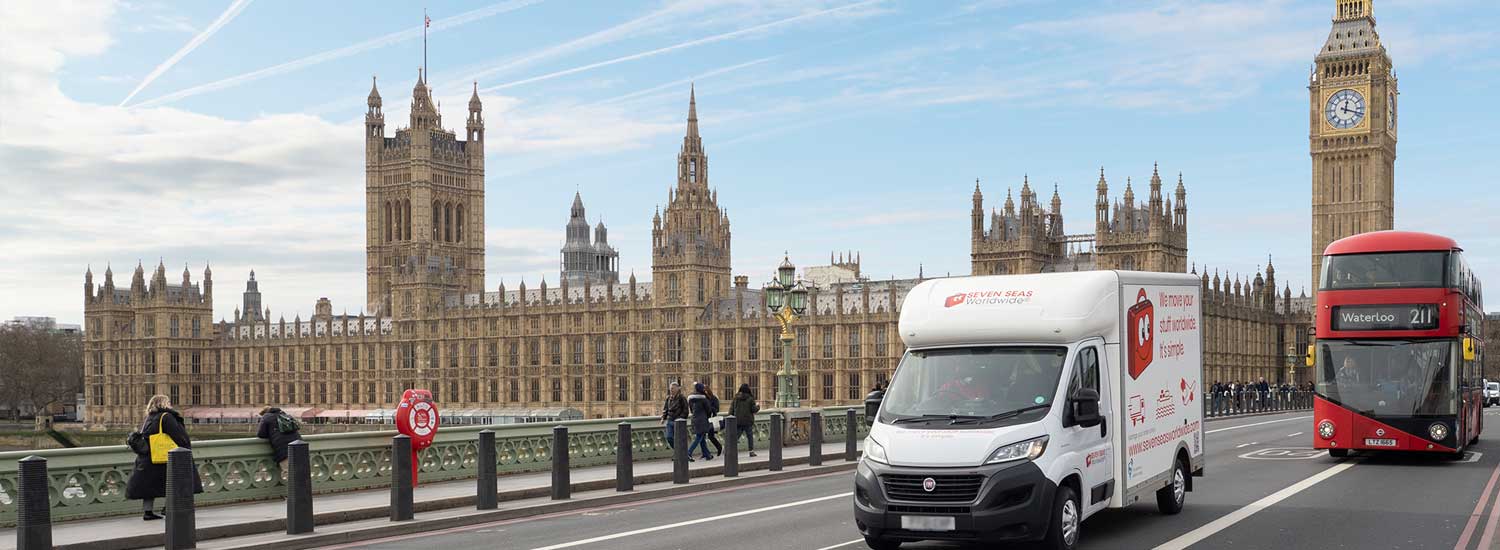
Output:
[1070, 388, 1101, 428]
[864, 390, 884, 425]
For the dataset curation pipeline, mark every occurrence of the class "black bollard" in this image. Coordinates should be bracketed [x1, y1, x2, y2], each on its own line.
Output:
[769, 413, 784, 471]
[16, 456, 50, 550]
[616, 423, 633, 492]
[165, 447, 196, 550]
[723, 415, 739, 478]
[286, 440, 313, 535]
[390, 435, 413, 521]
[477, 430, 497, 510]
[672, 418, 690, 484]
[552, 426, 570, 500]
[809, 411, 823, 466]
[845, 409, 858, 462]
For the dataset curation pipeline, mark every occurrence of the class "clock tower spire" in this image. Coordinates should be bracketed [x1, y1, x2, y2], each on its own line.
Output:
[1309, 0, 1396, 287]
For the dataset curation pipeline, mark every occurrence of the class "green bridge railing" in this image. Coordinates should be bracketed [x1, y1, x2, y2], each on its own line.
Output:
[0, 407, 867, 526]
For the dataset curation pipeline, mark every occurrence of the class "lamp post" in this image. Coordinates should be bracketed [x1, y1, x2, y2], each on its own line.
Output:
[764, 256, 809, 409]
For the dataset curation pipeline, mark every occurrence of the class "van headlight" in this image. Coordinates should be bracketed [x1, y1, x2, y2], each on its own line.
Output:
[986, 436, 1048, 464]
[865, 438, 889, 464]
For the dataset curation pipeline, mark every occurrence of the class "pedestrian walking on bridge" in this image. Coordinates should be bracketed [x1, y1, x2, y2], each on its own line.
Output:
[730, 384, 761, 457]
[687, 382, 715, 461]
[661, 382, 688, 448]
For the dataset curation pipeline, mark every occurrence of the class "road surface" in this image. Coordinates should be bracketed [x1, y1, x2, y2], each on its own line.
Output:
[322, 410, 1500, 550]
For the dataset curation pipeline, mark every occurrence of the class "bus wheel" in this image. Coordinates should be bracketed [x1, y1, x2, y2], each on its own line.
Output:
[1328, 448, 1349, 458]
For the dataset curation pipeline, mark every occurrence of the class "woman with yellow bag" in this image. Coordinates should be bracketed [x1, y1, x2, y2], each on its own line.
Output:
[125, 394, 202, 520]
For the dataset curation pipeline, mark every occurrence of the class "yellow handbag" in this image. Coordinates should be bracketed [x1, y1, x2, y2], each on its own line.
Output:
[149, 413, 179, 464]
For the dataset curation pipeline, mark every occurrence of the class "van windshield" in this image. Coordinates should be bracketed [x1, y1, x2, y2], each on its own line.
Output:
[880, 346, 1068, 425]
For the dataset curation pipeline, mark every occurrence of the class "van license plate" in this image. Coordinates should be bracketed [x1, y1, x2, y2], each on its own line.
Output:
[901, 516, 955, 532]
[1364, 438, 1397, 447]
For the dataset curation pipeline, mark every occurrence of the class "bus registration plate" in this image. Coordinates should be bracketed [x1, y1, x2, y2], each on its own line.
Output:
[1364, 438, 1397, 447]
[901, 516, 956, 532]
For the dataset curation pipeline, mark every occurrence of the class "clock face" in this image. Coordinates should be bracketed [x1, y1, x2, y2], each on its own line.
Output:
[1387, 92, 1395, 130]
[1325, 89, 1366, 130]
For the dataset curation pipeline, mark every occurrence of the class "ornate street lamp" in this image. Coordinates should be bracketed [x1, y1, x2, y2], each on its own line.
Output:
[765, 255, 809, 408]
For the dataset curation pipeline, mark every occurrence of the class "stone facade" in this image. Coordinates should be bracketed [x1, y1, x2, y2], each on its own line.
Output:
[82, 86, 911, 426]
[970, 166, 1188, 276]
[1309, 0, 1397, 286]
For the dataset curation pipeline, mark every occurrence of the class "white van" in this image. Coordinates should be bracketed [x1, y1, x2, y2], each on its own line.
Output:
[855, 271, 1205, 550]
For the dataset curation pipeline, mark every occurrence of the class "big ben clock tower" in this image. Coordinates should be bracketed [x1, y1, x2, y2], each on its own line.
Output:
[1310, 0, 1397, 287]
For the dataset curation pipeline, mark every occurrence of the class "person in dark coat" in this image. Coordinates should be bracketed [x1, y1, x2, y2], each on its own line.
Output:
[125, 394, 203, 520]
[257, 406, 301, 473]
[702, 381, 724, 456]
[661, 382, 688, 448]
[729, 384, 761, 457]
[686, 382, 714, 460]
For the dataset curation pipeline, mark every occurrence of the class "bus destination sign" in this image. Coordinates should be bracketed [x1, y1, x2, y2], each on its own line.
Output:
[1331, 304, 1439, 331]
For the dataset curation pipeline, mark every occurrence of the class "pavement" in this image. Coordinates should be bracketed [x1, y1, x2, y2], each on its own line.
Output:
[0, 440, 849, 550]
[305, 409, 1500, 550]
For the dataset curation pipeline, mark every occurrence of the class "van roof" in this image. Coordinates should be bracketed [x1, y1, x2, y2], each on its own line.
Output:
[898, 270, 1199, 348]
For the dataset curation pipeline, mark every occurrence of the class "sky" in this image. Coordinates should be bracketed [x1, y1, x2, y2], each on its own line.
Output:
[1, 0, 1497, 326]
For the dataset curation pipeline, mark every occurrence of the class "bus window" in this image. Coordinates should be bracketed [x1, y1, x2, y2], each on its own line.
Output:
[1320, 252, 1446, 290]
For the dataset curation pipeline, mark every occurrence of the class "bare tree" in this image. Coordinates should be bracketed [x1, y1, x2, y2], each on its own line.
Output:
[0, 324, 83, 418]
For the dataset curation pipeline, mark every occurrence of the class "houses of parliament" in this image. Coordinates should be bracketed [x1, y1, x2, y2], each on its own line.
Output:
[80, 1, 1400, 426]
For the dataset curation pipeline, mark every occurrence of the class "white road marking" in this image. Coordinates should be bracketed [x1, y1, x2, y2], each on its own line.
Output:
[814, 540, 865, 550]
[525, 492, 851, 550]
[1287, 432, 1304, 438]
[1152, 462, 1355, 550]
[1206, 415, 1311, 435]
[1235, 442, 1258, 448]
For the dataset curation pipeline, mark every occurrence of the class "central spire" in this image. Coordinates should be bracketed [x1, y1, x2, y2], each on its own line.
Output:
[687, 83, 699, 139]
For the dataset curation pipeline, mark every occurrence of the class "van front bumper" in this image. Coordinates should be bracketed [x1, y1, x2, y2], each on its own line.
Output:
[853, 457, 1056, 544]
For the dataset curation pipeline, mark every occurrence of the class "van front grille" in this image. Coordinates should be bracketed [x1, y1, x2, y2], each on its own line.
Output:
[881, 474, 984, 502]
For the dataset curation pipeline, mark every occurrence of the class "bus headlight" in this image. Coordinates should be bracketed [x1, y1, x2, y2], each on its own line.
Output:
[1317, 419, 1336, 440]
[1429, 423, 1449, 441]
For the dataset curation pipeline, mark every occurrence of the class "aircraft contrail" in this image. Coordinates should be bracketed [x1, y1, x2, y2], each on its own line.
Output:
[130, 0, 545, 109]
[481, 0, 884, 93]
[120, 0, 256, 106]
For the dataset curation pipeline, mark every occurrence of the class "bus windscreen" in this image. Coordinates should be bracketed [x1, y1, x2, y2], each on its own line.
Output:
[1316, 339, 1455, 416]
[1320, 251, 1446, 290]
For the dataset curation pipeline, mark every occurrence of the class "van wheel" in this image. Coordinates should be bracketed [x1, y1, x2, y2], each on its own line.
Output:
[1156, 457, 1187, 515]
[1042, 485, 1081, 550]
[862, 536, 901, 550]
[1328, 448, 1349, 458]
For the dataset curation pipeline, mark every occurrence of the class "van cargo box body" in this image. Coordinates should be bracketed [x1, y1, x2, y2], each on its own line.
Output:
[855, 271, 1204, 549]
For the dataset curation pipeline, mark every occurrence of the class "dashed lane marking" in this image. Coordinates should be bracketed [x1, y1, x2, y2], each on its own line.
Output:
[1206, 415, 1312, 435]
[1151, 462, 1356, 550]
[1236, 442, 1259, 448]
[1287, 432, 1304, 438]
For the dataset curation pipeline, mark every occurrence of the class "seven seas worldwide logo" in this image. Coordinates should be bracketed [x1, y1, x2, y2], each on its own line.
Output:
[944, 290, 1034, 308]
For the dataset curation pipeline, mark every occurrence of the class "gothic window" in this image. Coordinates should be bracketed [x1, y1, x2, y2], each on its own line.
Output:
[444, 202, 453, 242]
[697, 274, 705, 303]
[690, 159, 697, 183]
[617, 335, 629, 363]
[747, 330, 759, 360]
[169, 316, 179, 338]
[848, 327, 862, 358]
[552, 378, 563, 402]
[640, 376, 652, 401]
[822, 328, 835, 359]
[848, 372, 862, 400]
[432, 200, 441, 241]
[1121, 256, 1137, 270]
[668, 274, 679, 300]
[618, 377, 629, 401]
[456, 203, 464, 242]
[384, 202, 392, 242]
[699, 331, 711, 362]
[722, 330, 735, 361]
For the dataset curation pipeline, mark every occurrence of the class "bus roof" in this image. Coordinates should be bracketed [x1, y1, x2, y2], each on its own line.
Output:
[1324, 230, 1458, 256]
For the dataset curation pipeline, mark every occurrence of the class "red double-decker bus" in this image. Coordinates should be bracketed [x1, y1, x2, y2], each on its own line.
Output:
[1312, 231, 1485, 458]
